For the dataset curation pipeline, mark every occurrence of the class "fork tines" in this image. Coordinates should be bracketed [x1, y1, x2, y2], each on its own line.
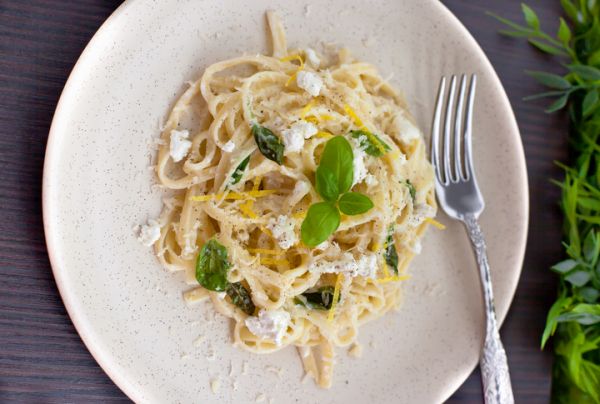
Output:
[431, 74, 477, 185]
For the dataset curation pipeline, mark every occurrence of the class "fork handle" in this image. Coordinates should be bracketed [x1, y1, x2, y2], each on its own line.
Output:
[463, 214, 514, 404]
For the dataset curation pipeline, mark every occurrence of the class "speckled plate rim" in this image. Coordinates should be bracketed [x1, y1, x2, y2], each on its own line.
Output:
[41, 0, 529, 402]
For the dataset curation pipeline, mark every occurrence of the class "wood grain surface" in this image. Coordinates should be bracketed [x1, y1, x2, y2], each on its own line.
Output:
[0, 0, 568, 402]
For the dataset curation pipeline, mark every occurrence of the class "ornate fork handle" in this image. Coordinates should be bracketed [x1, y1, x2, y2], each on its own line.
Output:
[463, 214, 514, 404]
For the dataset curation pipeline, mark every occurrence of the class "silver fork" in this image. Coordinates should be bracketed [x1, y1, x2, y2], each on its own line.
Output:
[431, 75, 514, 404]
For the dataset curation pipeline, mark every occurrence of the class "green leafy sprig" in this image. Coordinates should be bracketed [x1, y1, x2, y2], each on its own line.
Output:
[300, 136, 374, 247]
[491, 2, 600, 403]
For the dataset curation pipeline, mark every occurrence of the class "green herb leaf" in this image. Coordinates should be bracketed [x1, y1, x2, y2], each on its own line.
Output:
[230, 155, 251, 185]
[556, 304, 600, 325]
[319, 136, 354, 194]
[338, 192, 374, 215]
[522, 3, 540, 30]
[546, 93, 570, 113]
[582, 90, 599, 117]
[195, 239, 231, 292]
[252, 124, 284, 164]
[568, 64, 600, 81]
[226, 282, 255, 315]
[557, 17, 572, 45]
[541, 296, 572, 349]
[405, 179, 416, 202]
[528, 38, 568, 56]
[384, 232, 399, 275]
[565, 270, 592, 287]
[560, 0, 579, 22]
[301, 202, 341, 247]
[551, 259, 579, 274]
[315, 165, 340, 202]
[350, 130, 391, 157]
[294, 286, 339, 310]
[527, 71, 572, 89]
[580, 287, 600, 303]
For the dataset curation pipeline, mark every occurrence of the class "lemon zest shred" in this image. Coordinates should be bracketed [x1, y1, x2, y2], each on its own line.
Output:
[304, 116, 319, 124]
[327, 273, 344, 322]
[425, 217, 446, 230]
[371, 243, 381, 252]
[377, 275, 410, 284]
[260, 257, 289, 266]
[316, 131, 333, 139]
[318, 114, 334, 121]
[286, 72, 298, 87]
[292, 210, 307, 219]
[239, 201, 258, 218]
[279, 54, 304, 69]
[382, 262, 391, 279]
[343, 104, 365, 128]
[191, 189, 276, 202]
[259, 226, 273, 238]
[300, 100, 316, 118]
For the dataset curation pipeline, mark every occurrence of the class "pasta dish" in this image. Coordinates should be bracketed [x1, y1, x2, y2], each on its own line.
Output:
[139, 11, 438, 388]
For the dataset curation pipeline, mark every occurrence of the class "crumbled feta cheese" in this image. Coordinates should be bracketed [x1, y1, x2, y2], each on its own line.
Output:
[407, 203, 436, 227]
[266, 215, 297, 249]
[169, 129, 192, 162]
[296, 71, 323, 97]
[305, 48, 320, 68]
[309, 252, 378, 279]
[352, 147, 368, 186]
[138, 219, 161, 246]
[395, 114, 421, 143]
[216, 292, 226, 299]
[245, 309, 291, 346]
[281, 121, 318, 154]
[364, 174, 379, 188]
[222, 140, 235, 153]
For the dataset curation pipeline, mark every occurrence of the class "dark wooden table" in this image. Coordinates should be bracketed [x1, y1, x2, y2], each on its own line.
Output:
[0, 0, 568, 402]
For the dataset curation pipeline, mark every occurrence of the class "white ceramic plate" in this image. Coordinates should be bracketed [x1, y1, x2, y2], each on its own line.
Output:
[43, 0, 528, 402]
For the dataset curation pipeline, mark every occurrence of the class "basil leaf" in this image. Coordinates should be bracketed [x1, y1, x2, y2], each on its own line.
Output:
[301, 202, 340, 247]
[294, 286, 339, 310]
[195, 239, 231, 291]
[319, 136, 354, 195]
[230, 155, 251, 185]
[350, 130, 391, 157]
[405, 179, 416, 202]
[315, 165, 340, 202]
[252, 124, 284, 164]
[338, 192, 374, 215]
[384, 232, 399, 275]
[226, 282, 255, 315]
